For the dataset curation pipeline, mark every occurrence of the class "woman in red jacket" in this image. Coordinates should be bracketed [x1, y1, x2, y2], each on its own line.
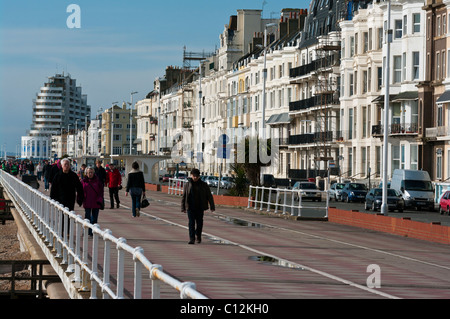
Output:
[82, 167, 104, 236]
[106, 163, 122, 209]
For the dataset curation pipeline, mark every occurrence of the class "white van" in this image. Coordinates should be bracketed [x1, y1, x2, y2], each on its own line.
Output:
[390, 169, 435, 211]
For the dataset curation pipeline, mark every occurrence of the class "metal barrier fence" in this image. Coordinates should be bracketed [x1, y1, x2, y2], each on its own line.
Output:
[247, 185, 329, 218]
[0, 170, 207, 299]
[168, 178, 187, 196]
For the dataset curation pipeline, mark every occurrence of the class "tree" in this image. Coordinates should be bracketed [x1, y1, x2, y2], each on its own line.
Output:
[234, 136, 273, 186]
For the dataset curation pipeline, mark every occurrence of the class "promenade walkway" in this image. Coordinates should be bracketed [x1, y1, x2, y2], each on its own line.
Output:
[1, 176, 440, 301]
[32, 180, 448, 300]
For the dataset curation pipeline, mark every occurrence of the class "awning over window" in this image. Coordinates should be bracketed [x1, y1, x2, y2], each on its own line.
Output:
[392, 91, 418, 102]
[371, 95, 395, 104]
[266, 113, 291, 125]
[436, 90, 450, 104]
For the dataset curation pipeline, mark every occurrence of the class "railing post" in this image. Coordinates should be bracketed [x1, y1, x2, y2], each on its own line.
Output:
[274, 188, 280, 213]
[291, 189, 295, 215]
[297, 192, 302, 217]
[150, 264, 162, 299]
[181, 282, 197, 299]
[102, 229, 112, 299]
[133, 247, 144, 299]
[283, 190, 287, 215]
[254, 187, 259, 210]
[247, 186, 252, 208]
[62, 212, 69, 265]
[55, 207, 63, 258]
[90, 224, 100, 299]
[116, 237, 127, 299]
[66, 213, 75, 274]
[260, 187, 265, 211]
[80, 219, 90, 292]
[73, 215, 83, 283]
[267, 187, 272, 212]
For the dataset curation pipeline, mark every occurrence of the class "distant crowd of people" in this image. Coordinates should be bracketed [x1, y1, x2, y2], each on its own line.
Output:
[1, 158, 215, 243]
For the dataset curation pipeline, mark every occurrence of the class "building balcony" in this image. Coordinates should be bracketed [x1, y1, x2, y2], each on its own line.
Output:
[372, 123, 419, 137]
[150, 117, 158, 124]
[289, 93, 339, 112]
[288, 131, 336, 145]
[426, 126, 450, 140]
[289, 54, 340, 79]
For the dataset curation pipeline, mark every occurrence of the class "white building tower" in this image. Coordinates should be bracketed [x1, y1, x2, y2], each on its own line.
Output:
[21, 73, 90, 160]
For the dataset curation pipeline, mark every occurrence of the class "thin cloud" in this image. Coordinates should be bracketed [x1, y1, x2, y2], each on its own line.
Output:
[1, 27, 180, 57]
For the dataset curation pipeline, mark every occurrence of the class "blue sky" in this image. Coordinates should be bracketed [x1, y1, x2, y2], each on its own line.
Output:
[0, 0, 309, 154]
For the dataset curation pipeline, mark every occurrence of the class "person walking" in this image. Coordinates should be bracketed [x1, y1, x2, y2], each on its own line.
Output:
[48, 159, 62, 187]
[125, 161, 146, 217]
[42, 160, 51, 191]
[181, 168, 215, 244]
[78, 164, 87, 181]
[94, 160, 107, 186]
[106, 163, 122, 209]
[10, 162, 19, 176]
[36, 162, 43, 181]
[50, 158, 84, 211]
[81, 167, 104, 236]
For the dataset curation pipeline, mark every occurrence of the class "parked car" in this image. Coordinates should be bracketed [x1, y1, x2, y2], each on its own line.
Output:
[161, 174, 172, 182]
[176, 172, 187, 180]
[439, 190, 450, 215]
[205, 176, 219, 187]
[261, 174, 277, 188]
[292, 181, 322, 201]
[328, 183, 345, 201]
[341, 183, 367, 203]
[365, 188, 404, 212]
[220, 176, 235, 189]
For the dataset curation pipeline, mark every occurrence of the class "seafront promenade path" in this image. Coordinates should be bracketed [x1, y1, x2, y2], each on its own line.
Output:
[30, 180, 449, 300]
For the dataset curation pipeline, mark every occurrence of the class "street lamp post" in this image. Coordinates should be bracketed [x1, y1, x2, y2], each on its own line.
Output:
[130, 91, 138, 155]
[111, 102, 118, 163]
[75, 119, 79, 158]
[198, 62, 203, 168]
[381, 0, 392, 216]
[158, 91, 161, 156]
[67, 124, 72, 157]
[261, 23, 277, 140]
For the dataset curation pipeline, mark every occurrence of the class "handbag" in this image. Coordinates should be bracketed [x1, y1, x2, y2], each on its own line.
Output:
[141, 195, 150, 208]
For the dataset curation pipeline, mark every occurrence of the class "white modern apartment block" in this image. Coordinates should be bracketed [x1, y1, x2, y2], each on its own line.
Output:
[22, 73, 90, 160]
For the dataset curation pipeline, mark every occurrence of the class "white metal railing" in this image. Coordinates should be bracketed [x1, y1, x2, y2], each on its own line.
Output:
[247, 185, 329, 218]
[168, 178, 187, 196]
[0, 170, 207, 299]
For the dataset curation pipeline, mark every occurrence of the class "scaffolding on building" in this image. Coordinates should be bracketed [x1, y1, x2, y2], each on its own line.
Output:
[312, 31, 341, 179]
[182, 46, 215, 70]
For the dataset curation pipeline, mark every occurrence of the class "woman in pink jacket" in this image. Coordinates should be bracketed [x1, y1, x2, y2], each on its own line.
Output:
[82, 167, 104, 236]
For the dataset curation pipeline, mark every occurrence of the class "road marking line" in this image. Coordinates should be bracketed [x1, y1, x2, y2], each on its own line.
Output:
[116, 201, 400, 299]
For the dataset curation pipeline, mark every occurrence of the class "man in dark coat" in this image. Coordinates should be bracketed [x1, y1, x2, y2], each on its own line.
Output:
[94, 160, 107, 186]
[50, 158, 84, 211]
[48, 159, 62, 187]
[42, 160, 52, 191]
[181, 168, 215, 244]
